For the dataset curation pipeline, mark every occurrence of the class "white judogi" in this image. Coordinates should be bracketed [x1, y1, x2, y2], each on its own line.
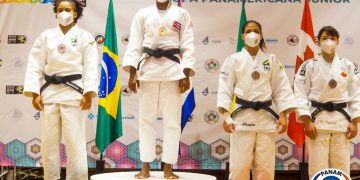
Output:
[23, 25, 99, 180]
[294, 54, 360, 178]
[122, 4, 195, 164]
[217, 48, 296, 180]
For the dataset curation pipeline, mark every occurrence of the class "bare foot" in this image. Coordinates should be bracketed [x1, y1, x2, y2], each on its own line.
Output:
[135, 162, 150, 179]
[163, 163, 179, 179]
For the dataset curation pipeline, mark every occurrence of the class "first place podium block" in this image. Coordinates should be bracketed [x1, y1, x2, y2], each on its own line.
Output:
[90, 171, 217, 180]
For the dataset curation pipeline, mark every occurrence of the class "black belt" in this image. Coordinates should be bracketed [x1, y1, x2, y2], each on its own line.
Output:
[40, 74, 84, 94]
[230, 97, 279, 120]
[311, 101, 351, 122]
[137, 47, 181, 70]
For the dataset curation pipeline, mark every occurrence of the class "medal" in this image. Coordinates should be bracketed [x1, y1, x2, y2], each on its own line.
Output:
[328, 79, 337, 88]
[159, 26, 167, 36]
[58, 43, 66, 54]
[252, 71, 260, 80]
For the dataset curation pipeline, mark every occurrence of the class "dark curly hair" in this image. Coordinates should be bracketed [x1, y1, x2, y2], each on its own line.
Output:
[53, 0, 84, 24]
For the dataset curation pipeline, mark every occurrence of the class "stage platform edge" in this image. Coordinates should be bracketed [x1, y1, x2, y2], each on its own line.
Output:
[90, 171, 217, 180]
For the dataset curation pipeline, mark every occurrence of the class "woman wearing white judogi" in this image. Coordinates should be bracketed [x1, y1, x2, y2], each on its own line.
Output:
[23, 1, 98, 179]
[294, 26, 360, 178]
[122, 0, 195, 179]
[217, 20, 297, 180]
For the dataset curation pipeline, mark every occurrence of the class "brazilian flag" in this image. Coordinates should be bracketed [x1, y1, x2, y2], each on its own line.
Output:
[230, 1, 247, 111]
[96, 0, 122, 154]
[236, 0, 247, 52]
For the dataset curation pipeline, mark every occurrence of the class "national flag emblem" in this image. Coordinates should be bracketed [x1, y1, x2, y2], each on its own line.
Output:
[341, 72, 347, 78]
[287, 0, 316, 148]
[173, 21, 182, 32]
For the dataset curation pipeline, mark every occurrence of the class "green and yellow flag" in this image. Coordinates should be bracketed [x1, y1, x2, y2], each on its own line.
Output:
[236, 1, 247, 52]
[230, 1, 247, 111]
[96, 0, 122, 154]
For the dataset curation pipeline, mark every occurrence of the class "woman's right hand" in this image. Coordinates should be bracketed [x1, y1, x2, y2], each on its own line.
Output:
[128, 67, 140, 93]
[303, 116, 317, 139]
[32, 94, 44, 111]
[221, 111, 235, 133]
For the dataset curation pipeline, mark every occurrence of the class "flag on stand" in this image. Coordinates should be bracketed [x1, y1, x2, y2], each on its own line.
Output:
[230, 1, 247, 111]
[287, 1, 316, 148]
[96, 0, 123, 154]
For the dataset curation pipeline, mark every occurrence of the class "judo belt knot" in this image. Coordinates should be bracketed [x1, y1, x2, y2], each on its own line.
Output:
[40, 74, 83, 94]
[231, 97, 279, 120]
[323, 102, 336, 111]
[249, 101, 266, 111]
[311, 101, 350, 122]
[152, 48, 165, 58]
[46, 75, 64, 85]
[138, 47, 181, 70]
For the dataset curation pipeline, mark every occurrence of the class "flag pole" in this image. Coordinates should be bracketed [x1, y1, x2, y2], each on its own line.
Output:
[95, 0, 122, 173]
[298, 1, 314, 179]
[299, 144, 308, 180]
[96, 153, 105, 173]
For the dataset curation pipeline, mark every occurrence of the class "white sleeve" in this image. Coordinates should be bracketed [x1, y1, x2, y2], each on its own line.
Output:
[122, 11, 144, 73]
[217, 55, 236, 112]
[270, 55, 297, 114]
[347, 62, 360, 120]
[179, 10, 196, 77]
[294, 60, 312, 122]
[23, 32, 47, 97]
[82, 32, 99, 97]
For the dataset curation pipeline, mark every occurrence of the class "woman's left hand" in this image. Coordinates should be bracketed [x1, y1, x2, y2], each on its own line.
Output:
[179, 77, 190, 93]
[347, 121, 358, 139]
[80, 92, 93, 110]
[277, 113, 288, 134]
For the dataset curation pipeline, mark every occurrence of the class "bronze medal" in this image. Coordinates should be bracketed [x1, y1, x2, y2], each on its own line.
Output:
[328, 79, 337, 88]
[251, 71, 260, 80]
[58, 43, 66, 54]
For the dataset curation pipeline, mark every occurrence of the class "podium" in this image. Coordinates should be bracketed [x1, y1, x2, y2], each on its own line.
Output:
[90, 171, 217, 180]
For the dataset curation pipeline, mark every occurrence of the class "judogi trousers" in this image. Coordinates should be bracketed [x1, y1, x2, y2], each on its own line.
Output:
[139, 81, 182, 165]
[40, 103, 88, 180]
[306, 131, 350, 179]
[229, 131, 275, 180]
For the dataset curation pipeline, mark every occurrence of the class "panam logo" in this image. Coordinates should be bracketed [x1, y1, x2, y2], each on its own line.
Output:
[312, 169, 350, 180]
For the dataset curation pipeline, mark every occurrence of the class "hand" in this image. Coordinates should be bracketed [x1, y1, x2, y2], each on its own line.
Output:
[32, 94, 44, 111]
[222, 112, 235, 133]
[277, 113, 288, 134]
[178, 77, 190, 93]
[128, 68, 140, 93]
[80, 92, 92, 110]
[303, 116, 317, 139]
[347, 122, 358, 139]
[223, 120, 236, 133]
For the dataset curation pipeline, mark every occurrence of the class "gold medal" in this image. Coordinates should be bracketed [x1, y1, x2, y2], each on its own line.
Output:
[328, 79, 337, 88]
[159, 26, 167, 36]
[58, 43, 66, 54]
[251, 71, 260, 80]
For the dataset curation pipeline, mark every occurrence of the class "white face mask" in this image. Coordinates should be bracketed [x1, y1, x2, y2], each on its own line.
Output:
[157, 0, 168, 3]
[244, 32, 261, 47]
[320, 39, 337, 54]
[57, 11, 74, 27]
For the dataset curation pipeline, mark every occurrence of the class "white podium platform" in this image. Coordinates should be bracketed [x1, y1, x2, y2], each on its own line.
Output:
[90, 171, 217, 180]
